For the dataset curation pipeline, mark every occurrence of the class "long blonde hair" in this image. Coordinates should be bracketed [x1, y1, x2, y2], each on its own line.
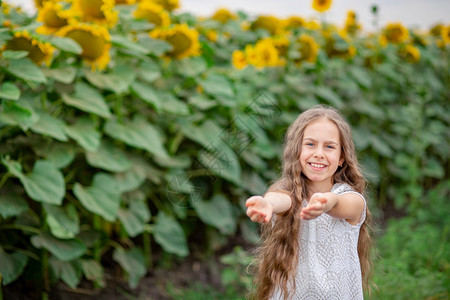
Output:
[251, 105, 373, 300]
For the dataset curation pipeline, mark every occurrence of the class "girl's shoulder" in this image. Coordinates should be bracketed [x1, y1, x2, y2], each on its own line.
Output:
[331, 182, 358, 195]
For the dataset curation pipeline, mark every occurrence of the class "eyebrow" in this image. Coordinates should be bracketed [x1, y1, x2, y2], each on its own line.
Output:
[303, 137, 339, 145]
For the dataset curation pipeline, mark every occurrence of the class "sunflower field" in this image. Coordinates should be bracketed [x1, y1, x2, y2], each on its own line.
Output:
[0, 0, 449, 299]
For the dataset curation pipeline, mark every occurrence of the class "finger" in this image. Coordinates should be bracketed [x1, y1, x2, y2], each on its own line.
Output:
[264, 212, 272, 223]
[245, 196, 262, 207]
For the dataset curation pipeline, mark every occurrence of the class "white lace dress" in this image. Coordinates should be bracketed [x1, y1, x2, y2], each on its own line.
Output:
[270, 183, 366, 300]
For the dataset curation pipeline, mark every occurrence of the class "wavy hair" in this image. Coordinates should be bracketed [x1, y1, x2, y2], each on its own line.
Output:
[250, 105, 373, 300]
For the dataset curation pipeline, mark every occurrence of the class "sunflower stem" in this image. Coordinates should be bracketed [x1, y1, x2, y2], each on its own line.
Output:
[115, 95, 123, 122]
[143, 231, 152, 269]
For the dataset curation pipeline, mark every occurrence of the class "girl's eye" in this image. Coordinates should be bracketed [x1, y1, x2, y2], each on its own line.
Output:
[326, 145, 335, 149]
[306, 143, 314, 146]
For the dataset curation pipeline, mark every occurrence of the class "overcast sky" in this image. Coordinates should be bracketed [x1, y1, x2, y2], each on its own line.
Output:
[7, 0, 450, 31]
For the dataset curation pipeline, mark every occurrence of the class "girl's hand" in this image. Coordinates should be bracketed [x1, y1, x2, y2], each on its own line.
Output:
[245, 196, 273, 223]
[301, 193, 328, 220]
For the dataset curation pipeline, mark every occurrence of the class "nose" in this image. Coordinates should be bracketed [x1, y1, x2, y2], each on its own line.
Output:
[314, 149, 324, 158]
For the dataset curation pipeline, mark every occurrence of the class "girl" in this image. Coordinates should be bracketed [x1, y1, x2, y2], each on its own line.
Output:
[245, 105, 372, 300]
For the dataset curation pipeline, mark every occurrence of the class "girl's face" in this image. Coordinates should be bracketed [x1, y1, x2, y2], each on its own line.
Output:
[300, 118, 344, 193]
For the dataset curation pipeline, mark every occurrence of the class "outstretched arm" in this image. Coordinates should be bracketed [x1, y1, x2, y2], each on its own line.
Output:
[245, 192, 292, 223]
[301, 192, 365, 225]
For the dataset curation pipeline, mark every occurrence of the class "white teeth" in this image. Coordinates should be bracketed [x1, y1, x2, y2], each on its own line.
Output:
[310, 163, 326, 168]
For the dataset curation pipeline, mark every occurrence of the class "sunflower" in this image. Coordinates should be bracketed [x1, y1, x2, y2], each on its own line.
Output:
[260, 36, 289, 57]
[114, 0, 136, 4]
[344, 10, 361, 36]
[296, 34, 319, 63]
[205, 30, 218, 42]
[429, 23, 443, 37]
[305, 19, 320, 30]
[2, 1, 12, 14]
[252, 39, 285, 68]
[134, 1, 170, 27]
[284, 16, 306, 30]
[324, 32, 356, 59]
[399, 44, 420, 63]
[151, 0, 179, 12]
[210, 8, 236, 24]
[232, 50, 247, 70]
[150, 24, 200, 59]
[3, 30, 55, 65]
[382, 22, 409, 44]
[71, 0, 118, 28]
[57, 23, 111, 70]
[441, 25, 450, 44]
[250, 15, 283, 36]
[36, 1, 74, 35]
[312, 0, 332, 13]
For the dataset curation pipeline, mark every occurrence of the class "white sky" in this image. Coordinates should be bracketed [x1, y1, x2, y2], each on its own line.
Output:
[6, 0, 450, 31]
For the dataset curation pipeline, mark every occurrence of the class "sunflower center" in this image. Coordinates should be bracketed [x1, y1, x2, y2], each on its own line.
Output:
[79, 0, 105, 19]
[318, 0, 327, 5]
[6, 37, 45, 63]
[136, 10, 163, 26]
[166, 32, 192, 57]
[65, 29, 106, 60]
[43, 9, 68, 28]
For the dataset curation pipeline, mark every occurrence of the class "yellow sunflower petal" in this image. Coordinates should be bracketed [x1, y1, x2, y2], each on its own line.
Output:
[312, 0, 332, 13]
[150, 24, 200, 59]
[72, 0, 118, 28]
[232, 50, 247, 69]
[4, 30, 55, 65]
[151, 0, 179, 12]
[211, 8, 237, 24]
[57, 23, 111, 70]
[383, 22, 410, 44]
[134, 1, 170, 27]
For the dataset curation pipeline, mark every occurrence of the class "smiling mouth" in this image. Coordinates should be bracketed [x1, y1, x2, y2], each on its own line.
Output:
[309, 162, 327, 169]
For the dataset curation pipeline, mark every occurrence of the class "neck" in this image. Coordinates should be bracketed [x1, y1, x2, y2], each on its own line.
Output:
[307, 180, 333, 197]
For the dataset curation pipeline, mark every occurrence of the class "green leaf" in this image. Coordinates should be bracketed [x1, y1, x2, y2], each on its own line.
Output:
[31, 232, 86, 261]
[153, 212, 188, 257]
[113, 247, 147, 288]
[314, 86, 344, 109]
[44, 204, 80, 239]
[115, 165, 147, 193]
[84, 65, 135, 94]
[176, 57, 207, 77]
[423, 158, 444, 179]
[31, 111, 68, 141]
[349, 67, 371, 89]
[64, 117, 101, 152]
[0, 101, 38, 130]
[1, 50, 29, 60]
[111, 34, 150, 54]
[73, 173, 121, 222]
[33, 142, 76, 169]
[104, 117, 169, 159]
[85, 140, 132, 173]
[118, 198, 150, 237]
[81, 259, 105, 287]
[49, 36, 82, 54]
[194, 194, 236, 235]
[136, 61, 161, 83]
[49, 257, 82, 288]
[352, 127, 371, 150]
[4, 159, 65, 205]
[43, 66, 77, 84]
[199, 74, 234, 98]
[62, 82, 111, 119]
[0, 247, 28, 285]
[0, 82, 20, 100]
[6, 58, 47, 83]
[0, 192, 29, 219]
[138, 36, 172, 57]
[370, 135, 393, 157]
[159, 92, 190, 115]
[131, 81, 161, 111]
